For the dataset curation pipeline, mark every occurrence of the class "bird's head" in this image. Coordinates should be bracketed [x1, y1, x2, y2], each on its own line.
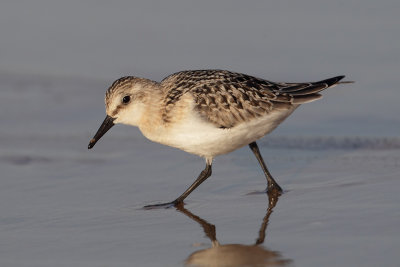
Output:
[88, 76, 155, 149]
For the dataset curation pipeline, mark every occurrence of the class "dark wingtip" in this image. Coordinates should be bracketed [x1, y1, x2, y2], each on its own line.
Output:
[317, 75, 346, 87]
[330, 76, 356, 85]
[332, 75, 345, 85]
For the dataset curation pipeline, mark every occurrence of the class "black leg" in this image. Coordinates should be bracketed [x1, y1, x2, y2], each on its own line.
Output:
[249, 142, 282, 194]
[144, 163, 212, 209]
[173, 163, 212, 204]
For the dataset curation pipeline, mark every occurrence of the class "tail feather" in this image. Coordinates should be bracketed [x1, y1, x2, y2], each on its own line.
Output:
[288, 84, 331, 96]
[337, 80, 355, 84]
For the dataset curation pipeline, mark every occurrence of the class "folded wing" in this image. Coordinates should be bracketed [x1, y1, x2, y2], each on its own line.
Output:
[161, 70, 344, 128]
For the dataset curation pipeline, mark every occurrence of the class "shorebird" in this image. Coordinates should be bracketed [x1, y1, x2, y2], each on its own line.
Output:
[88, 69, 349, 207]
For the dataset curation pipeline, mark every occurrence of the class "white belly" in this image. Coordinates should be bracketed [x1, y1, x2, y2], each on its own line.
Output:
[144, 108, 296, 159]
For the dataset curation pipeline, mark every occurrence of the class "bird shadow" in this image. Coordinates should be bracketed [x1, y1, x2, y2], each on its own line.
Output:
[176, 192, 293, 267]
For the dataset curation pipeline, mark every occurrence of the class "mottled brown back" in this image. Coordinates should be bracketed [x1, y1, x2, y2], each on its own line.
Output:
[161, 70, 344, 128]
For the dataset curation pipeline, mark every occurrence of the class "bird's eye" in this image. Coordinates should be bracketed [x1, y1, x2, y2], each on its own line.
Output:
[122, 95, 131, 104]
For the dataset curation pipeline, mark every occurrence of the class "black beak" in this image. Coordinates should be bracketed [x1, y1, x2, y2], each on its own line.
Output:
[88, 115, 115, 149]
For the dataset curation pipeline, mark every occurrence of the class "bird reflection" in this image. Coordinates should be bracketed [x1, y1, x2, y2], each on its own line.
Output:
[177, 192, 292, 267]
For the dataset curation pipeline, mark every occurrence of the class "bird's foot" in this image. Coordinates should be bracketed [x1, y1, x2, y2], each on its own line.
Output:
[142, 200, 183, 210]
[267, 183, 283, 196]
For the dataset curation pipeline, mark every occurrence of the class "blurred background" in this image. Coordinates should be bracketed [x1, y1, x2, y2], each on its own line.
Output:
[1, 0, 399, 137]
[1, 1, 399, 267]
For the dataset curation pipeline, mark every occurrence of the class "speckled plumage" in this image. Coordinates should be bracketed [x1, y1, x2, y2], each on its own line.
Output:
[90, 69, 349, 206]
[159, 70, 343, 128]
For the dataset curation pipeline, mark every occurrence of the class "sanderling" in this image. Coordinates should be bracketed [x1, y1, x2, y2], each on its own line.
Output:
[88, 69, 350, 207]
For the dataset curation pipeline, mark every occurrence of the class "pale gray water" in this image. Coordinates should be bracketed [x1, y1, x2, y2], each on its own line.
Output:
[0, 1, 399, 266]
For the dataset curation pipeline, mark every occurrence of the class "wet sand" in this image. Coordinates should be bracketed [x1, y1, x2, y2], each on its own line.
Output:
[1, 133, 399, 267]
